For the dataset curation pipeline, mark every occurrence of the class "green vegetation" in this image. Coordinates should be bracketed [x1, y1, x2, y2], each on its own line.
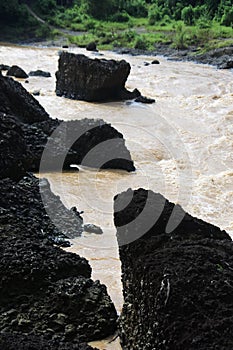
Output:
[1, 0, 233, 53]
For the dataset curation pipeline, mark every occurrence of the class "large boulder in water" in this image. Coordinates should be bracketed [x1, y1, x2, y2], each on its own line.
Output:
[55, 52, 141, 102]
[114, 188, 233, 350]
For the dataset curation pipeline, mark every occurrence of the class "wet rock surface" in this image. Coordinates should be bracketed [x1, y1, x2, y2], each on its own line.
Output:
[0, 73, 135, 172]
[55, 52, 141, 102]
[114, 188, 233, 350]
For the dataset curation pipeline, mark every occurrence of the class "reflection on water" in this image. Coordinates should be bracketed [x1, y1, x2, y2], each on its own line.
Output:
[2, 43, 233, 349]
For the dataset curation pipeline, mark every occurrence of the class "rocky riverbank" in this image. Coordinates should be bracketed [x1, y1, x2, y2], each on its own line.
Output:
[0, 56, 140, 348]
[115, 44, 233, 69]
[114, 188, 233, 349]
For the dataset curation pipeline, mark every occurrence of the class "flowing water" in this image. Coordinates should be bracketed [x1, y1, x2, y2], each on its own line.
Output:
[1, 43, 233, 349]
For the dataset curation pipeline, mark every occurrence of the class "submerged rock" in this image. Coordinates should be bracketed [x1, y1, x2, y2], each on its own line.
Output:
[151, 59, 160, 64]
[114, 188, 233, 350]
[29, 70, 51, 77]
[83, 224, 103, 235]
[135, 95, 155, 104]
[7, 65, 28, 79]
[55, 52, 141, 102]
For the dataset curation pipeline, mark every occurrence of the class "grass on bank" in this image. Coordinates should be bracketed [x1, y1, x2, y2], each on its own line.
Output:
[65, 17, 233, 54]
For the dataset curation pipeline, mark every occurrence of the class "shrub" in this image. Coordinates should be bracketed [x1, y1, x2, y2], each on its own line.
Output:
[134, 36, 149, 50]
[123, 0, 148, 18]
[148, 4, 162, 25]
[173, 23, 187, 49]
[111, 11, 130, 22]
[221, 7, 233, 26]
[181, 5, 195, 26]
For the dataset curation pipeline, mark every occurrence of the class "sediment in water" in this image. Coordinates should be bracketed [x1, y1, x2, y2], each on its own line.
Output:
[114, 188, 233, 350]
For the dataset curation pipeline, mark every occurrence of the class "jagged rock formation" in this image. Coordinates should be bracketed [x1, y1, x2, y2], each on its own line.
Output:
[0, 73, 135, 173]
[55, 52, 141, 102]
[0, 176, 117, 345]
[114, 188, 233, 350]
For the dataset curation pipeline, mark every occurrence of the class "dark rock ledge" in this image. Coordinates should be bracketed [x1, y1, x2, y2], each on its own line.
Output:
[0, 72, 135, 174]
[114, 188, 233, 350]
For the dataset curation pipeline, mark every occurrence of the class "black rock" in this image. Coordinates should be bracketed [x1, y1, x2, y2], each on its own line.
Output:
[86, 42, 98, 52]
[135, 95, 155, 104]
[32, 89, 40, 96]
[0, 74, 135, 173]
[7, 65, 28, 79]
[29, 70, 51, 77]
[0, 333, 96, 350]
[151, 59, 160, 64]
[114, 188, 233, 350]
[218, 59, 233, 69]
[83, 224, 103, 235]
[0, 113, 29, 180]
[0, 64, 10, 71]
[0, 174, 117, 343]
[56, 52, 142, 102]
[0, 73, 49, 124]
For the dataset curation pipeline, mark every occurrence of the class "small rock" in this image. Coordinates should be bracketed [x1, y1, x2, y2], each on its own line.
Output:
[86, 42, 98, 52]
[32, 90, 40, 96]
[29, 70, 51, 78]
[151, 59, 160, 64]
[83, 223, 103, 235]
[135, 95, 155, 104]
[65, 324, 76, 334]
[7, 65, 28, 78]
[62, 45, 69, 48]
[25, 80, 29, 83]
[144, 62, 150, 66]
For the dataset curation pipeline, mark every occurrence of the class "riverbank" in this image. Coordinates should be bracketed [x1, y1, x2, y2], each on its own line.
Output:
[4, 37, 233, 70]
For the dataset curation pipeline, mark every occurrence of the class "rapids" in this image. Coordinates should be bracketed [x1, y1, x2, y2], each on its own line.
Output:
[1, 43, 233, 349]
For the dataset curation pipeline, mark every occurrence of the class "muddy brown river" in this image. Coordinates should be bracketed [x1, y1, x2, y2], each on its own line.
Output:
[1, 43, 233, 349]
